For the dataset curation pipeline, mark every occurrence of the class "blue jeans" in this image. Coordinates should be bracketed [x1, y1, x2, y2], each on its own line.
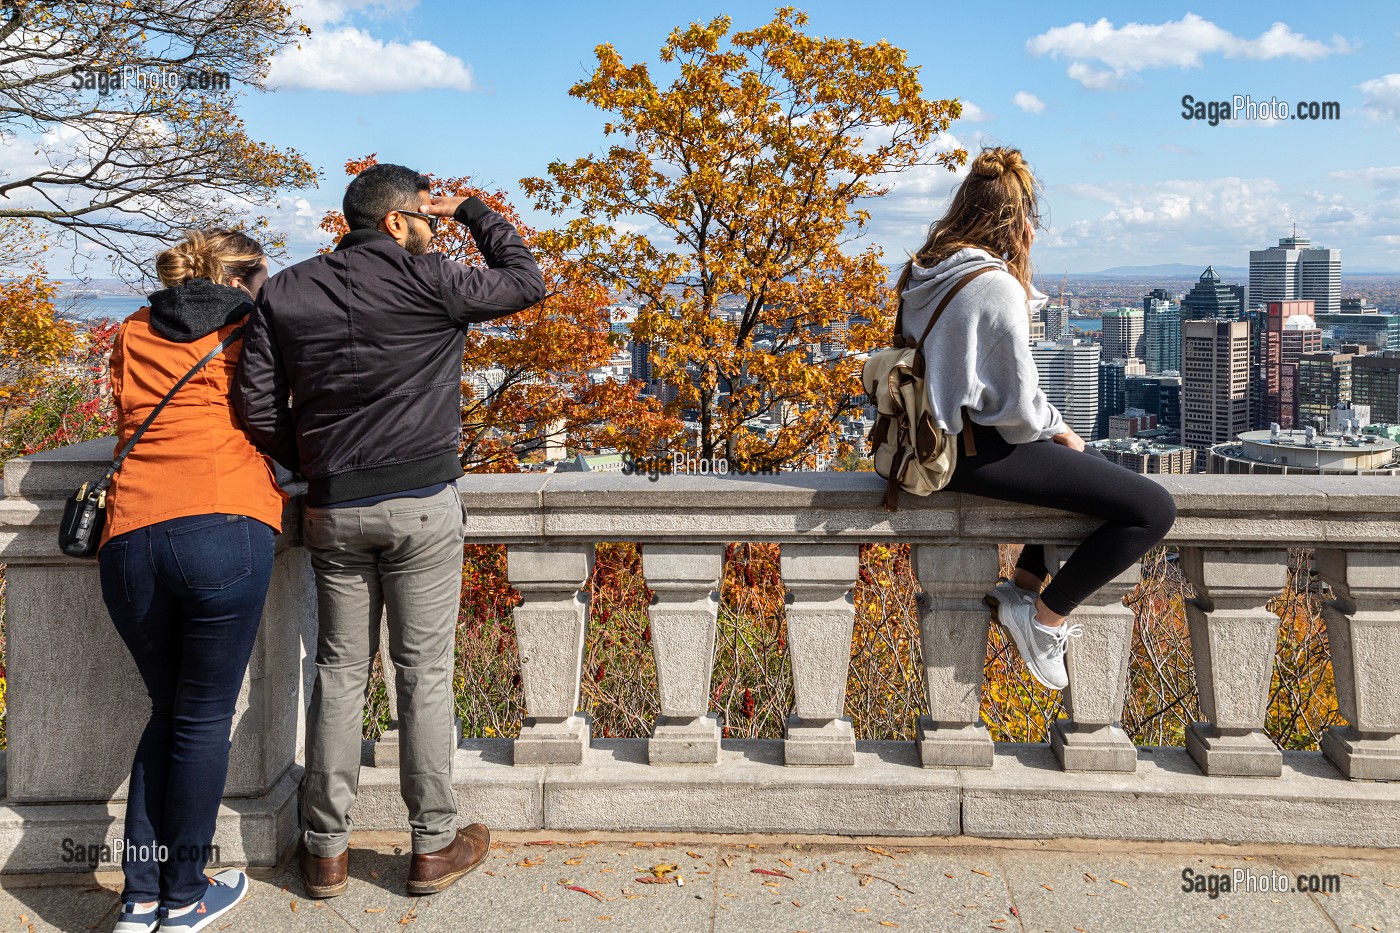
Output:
[98, 513, 275, 907]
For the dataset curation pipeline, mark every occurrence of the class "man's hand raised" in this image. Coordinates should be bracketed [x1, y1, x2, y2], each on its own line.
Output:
[420, 194, 467, 216]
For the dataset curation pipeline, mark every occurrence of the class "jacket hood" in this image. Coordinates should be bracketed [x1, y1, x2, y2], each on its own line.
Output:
[902, 247, 1048, 314]
[146, 278, 252, 343]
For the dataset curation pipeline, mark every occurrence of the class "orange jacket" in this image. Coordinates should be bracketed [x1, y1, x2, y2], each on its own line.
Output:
[101, 307, 286, 547]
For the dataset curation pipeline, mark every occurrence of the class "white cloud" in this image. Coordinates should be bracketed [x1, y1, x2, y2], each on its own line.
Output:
[1357, 73, 1400, 122]
[293, 0, 418, 28]
[268, 25, 475, 93]
[1329, 165, 1400, 188]
[1027, 14, 1351, 89]
[1012, 91, 1045, 114]
[957, 100, 992, 123]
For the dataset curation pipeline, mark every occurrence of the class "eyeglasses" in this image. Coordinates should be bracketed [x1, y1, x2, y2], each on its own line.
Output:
[394, 209, 441, 234]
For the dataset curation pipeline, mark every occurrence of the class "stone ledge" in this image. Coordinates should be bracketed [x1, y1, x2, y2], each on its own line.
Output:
[0, 765, 299, 874]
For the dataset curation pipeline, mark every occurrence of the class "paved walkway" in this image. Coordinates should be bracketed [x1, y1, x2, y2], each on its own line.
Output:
[4, 832, 1398, 933]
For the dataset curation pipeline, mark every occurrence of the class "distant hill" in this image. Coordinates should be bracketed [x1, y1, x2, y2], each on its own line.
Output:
[1080, 262, 1400, 277]
[1083, 263, 1248, 278]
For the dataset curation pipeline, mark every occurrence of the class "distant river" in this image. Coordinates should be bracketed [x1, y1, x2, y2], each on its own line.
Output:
[57, 295, 149, 321]
[1070, 318, 1103, 332]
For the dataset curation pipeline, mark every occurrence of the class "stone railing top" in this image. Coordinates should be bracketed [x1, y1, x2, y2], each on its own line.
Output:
[4, 437, 1400, 554]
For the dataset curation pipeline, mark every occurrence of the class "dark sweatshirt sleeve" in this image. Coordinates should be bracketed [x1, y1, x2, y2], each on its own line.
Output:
[436, 196, 547, 325]
[232, 296, 300, 471]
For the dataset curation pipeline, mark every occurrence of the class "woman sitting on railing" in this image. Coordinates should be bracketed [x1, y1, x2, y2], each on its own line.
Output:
[896, 146, 1177, 691]
[98, 229, 287, 933]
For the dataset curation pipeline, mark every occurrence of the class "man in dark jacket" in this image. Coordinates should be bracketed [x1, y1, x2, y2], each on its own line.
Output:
[233, 163, 545, 899]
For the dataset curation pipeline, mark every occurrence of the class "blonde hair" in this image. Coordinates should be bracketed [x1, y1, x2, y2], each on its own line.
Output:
[897, 146, 1042, 296]
[155, 228, 264, 288]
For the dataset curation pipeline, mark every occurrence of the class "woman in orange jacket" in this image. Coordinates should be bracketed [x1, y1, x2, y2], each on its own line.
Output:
[100, 229, 286, 933]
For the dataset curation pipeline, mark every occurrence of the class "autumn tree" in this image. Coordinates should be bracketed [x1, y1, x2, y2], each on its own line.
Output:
[320, 155, 678, 472]
[0, 1, 317, 273]
[521, 7, 967, 469]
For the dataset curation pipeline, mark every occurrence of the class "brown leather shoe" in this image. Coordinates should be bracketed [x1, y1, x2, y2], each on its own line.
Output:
[406, 824, 491, 895]
[299, 842, 349, 898]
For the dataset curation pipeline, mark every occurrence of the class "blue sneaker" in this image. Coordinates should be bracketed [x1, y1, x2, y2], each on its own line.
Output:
[112, 901, 159, 933]
[159, 870, 249, 932]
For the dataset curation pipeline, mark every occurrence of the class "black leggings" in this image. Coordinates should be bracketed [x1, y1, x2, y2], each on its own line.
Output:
[944, 416, 1177, 615]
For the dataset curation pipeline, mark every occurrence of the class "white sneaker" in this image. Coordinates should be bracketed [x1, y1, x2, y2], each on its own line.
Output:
[983, 591, 1081, 690]
[992, 577, 1039, 607]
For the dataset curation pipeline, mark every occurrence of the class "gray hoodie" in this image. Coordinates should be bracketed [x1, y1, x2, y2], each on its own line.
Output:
[900, 247, 1068, 445]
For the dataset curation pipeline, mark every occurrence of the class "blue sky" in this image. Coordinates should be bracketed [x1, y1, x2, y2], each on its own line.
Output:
[42, 2, 1400, 276]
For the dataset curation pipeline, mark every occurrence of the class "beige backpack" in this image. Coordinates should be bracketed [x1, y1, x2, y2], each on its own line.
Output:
[861, 267, 992, 511]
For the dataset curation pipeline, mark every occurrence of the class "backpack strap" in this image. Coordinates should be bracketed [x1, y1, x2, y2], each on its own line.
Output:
[906, 265, 996, 349]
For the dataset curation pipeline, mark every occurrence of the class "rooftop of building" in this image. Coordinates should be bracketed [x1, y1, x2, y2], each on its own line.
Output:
[1238, 428, 1398, 453]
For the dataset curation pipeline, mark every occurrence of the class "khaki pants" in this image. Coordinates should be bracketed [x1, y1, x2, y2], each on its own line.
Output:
[300, 483, 466, 856]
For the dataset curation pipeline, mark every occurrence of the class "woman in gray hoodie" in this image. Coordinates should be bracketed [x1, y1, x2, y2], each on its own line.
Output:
[897, 146, 1176, 691]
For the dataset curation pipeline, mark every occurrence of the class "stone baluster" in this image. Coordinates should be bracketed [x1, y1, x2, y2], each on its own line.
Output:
[911, 545, 997, 767]
[1315, 549, 1400, 780]
[1181, 547, 1287, 777]
[371, 607, 462, 767]
[1047, 545, 1140, 772]
[780, 543, 860, 766]
[642, 543, 725, 764]
[508, 543, 595, 766]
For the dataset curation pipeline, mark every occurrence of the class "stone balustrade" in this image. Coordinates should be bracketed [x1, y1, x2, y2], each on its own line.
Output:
[1, 438, 1399, 872]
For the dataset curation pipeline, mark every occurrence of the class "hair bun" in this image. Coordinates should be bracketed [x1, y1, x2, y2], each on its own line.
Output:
[155, 228, 264, 289]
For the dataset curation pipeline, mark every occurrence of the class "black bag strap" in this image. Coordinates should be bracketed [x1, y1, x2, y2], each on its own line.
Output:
[94, 324, 247, 493]
[894, 265, 996, 350]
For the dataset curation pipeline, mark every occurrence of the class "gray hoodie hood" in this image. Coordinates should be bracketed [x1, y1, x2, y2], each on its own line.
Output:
[903, 247, 1048, 316]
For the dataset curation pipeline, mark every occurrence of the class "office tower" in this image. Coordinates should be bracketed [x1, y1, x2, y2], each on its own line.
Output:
[1352, 350, 1400, 424]
[1031, 337, 1101, 439]
[1181, 266, 1243, 321]
[1029, 318, 1046, 343]
[1039, 304, 1067, 342]
[630, 339, 652, 384]
[1126, 373, 1183, 438]
[1097, 357, 1147, 439]
[1298, 348, 1360, 430]
[1315, 299, 1400, 351]
[1255, 300, 1323, 430]
[1182, 319, 1251, 467]
[1101, 308, 1146, 361]
[1248, 232, 1341, 313]
[1143, 289, 1181, 375]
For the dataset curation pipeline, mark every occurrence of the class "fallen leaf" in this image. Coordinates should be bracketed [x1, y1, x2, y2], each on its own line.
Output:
[567, 886, 605, 902]
[290, 901, 298, 913]
[1084, 872, 1097, 882]
[945, 872, 955, 879]
[1041, 884, 1054, 891]
[971, 869, 992, 877]
[792, 900, 801, 907]
[370, 870, 380, 880]
[634, 877, 673, 885]
[564, 857, 584, 866]
[753, 868, 793, 879]
[778, 857, 795, 867]
[1342, 872, 1360, 879]
[527, 840, 562, 846]
[1111, 879, 1131, 889]
[1010, 906, 1019, 918]
[686, 851, 703, 859]
[879, 923, 899, 929]
[365, 908, 386, 914]
[866, 846, 895, 859]
[648, 863, 679, 878]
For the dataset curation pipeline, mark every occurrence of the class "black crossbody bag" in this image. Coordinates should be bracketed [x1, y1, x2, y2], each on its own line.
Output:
[58, 325, 247, 559]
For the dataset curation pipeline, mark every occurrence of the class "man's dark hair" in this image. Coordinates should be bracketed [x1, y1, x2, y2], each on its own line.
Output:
[343, 163, 433, 232]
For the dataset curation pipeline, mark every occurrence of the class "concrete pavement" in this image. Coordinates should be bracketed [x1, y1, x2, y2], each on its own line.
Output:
[5, 831, 1398, 932]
